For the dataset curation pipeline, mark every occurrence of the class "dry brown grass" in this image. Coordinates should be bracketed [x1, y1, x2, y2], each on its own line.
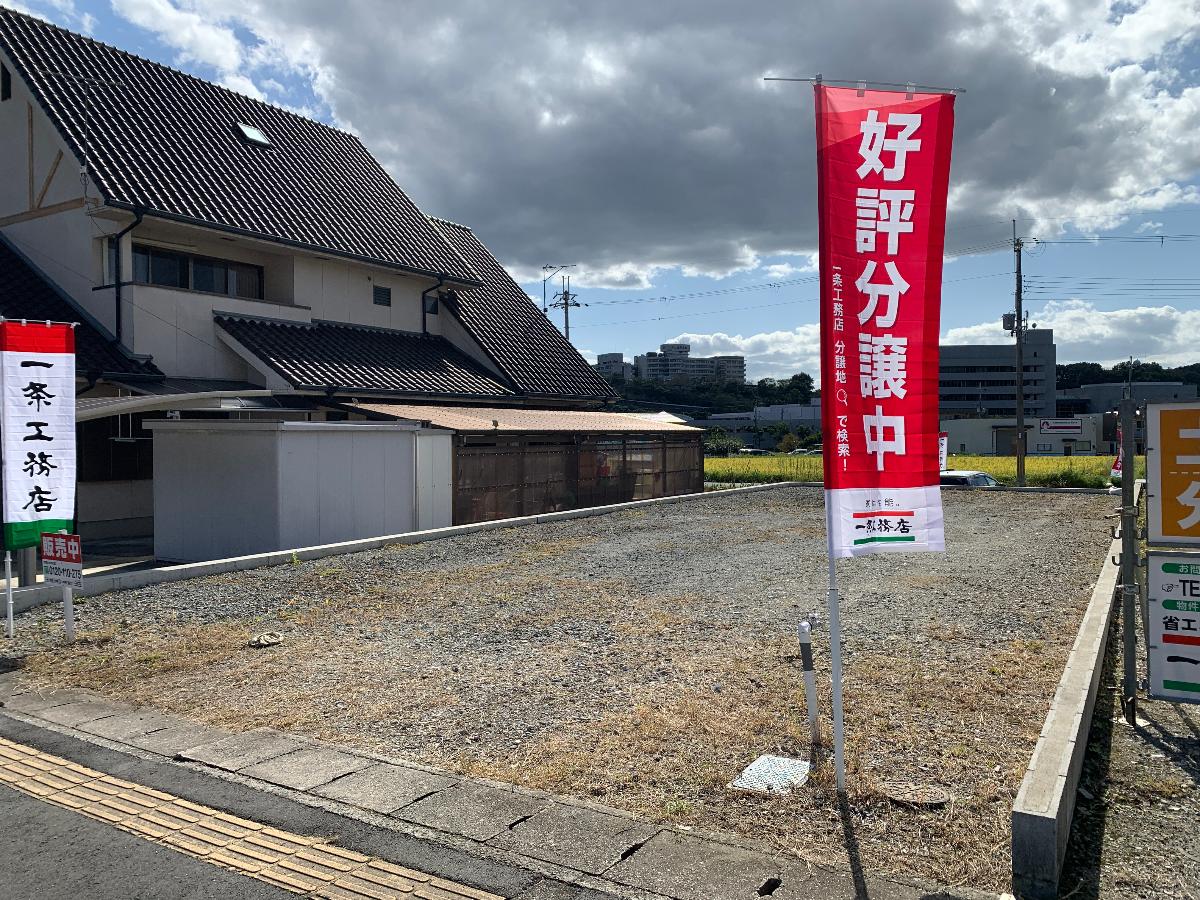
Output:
[462, 636, 1066, 890]
[24, 622, 250, 692]
[15, 564, 1075, 893]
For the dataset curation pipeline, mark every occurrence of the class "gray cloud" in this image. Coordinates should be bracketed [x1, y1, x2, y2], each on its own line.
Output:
[114, 1, 1200, 281]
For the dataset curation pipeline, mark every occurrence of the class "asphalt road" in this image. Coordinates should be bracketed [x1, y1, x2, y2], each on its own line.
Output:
[0, 784, 292, 900]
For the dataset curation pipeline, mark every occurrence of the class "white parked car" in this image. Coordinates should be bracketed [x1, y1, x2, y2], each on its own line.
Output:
[939, 470, 1001, 487]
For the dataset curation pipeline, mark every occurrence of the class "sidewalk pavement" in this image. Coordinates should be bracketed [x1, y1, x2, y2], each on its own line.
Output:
[0, 674, 1003, 900]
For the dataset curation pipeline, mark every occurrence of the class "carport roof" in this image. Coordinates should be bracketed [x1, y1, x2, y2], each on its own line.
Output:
[351, 403, 701, 433]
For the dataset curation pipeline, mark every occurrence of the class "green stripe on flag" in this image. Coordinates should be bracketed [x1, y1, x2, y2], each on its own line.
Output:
[1162, 680, 1200, 694]
[853, 535, 917, 546]
[4, 519, 74, 551]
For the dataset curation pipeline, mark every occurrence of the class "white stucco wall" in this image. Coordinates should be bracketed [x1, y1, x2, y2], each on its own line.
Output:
[148, 421, 453, 562]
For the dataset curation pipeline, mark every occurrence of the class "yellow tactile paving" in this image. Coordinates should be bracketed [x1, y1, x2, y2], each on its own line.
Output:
[0, 738, 503, 900]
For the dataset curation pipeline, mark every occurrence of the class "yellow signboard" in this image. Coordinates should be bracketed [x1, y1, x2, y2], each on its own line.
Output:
[1149, 402, 1200, 546]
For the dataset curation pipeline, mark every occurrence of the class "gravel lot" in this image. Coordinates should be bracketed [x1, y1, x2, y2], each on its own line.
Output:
[4, 485, 1117, 893]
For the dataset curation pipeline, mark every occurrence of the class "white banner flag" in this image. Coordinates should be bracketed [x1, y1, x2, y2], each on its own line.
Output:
[1, 322, 76, 550]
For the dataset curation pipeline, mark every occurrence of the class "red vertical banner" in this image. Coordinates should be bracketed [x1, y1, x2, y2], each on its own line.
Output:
[815, 84, 955, 557]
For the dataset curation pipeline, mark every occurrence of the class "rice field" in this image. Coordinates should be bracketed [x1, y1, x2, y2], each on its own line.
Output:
[705, 453, 1143, 488]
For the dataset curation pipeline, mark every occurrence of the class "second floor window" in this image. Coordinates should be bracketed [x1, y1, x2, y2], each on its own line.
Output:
[128, 242, 264, 300]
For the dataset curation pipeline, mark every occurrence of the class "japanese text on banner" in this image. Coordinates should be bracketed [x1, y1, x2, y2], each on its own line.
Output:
[0, 322, 76, 550]
[815, 84, 955, 557]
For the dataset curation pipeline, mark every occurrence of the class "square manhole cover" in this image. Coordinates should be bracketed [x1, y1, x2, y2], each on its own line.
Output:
[729, 754, 810, 795]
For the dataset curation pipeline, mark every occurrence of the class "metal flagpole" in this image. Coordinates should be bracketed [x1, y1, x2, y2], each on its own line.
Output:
[824, 500, 847, 792]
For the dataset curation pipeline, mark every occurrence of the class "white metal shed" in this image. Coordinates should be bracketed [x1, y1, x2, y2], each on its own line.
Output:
[146, 420, 452, 562]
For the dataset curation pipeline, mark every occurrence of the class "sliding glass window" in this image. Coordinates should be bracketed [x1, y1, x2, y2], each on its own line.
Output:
[127, 242, 265, 301]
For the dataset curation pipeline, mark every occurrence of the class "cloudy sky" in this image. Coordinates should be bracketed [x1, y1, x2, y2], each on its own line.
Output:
[22, 0, 1200, 380]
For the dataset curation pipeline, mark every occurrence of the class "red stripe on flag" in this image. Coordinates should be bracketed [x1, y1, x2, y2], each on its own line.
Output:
[0, 321, 75, 354]
[1163, 634, 1200, 646]
[852, 511, 915, 518]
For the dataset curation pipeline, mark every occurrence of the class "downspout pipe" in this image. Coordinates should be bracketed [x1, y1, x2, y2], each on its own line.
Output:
[420, 275, 445, 335]
[111, 209, 144, 345]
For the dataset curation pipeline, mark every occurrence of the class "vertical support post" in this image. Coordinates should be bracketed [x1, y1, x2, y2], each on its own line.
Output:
[4, 551, 12, 639]
[62, 585, 74, 643]
[1013, 220, 1026, 487]
[1120, 397, 1138, 725]
[824, 502, 846, 792]
[798, 619, 820, 746]
[16, 546, 35, 587]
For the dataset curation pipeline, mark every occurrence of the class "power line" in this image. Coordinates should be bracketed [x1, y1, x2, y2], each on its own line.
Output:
[1030, 234, 1200, 244]
[574, 270, 1013, 330]
[584, 275, 818, 307]
[575, 297, 816, 329]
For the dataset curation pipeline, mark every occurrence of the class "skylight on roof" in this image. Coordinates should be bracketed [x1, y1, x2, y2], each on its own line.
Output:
[236, 122, 271, 146]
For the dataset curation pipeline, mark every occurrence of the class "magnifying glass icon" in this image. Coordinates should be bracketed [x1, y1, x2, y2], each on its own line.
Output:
[836, 388, 849, 405]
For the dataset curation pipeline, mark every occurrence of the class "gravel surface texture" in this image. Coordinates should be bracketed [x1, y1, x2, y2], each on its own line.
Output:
[4, 485, 1117, 893]
[1063, 602, 1200, 899]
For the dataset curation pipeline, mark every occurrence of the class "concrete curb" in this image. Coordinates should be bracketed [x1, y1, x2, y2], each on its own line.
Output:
[10, 481, 806, 615]
[1010, 481, 1140, 898]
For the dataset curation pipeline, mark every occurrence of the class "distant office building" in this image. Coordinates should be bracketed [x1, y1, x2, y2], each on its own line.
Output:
[595, 352, 635, 380]
[1057, 381, 1198, 415]
[941, 413, 1104, 457]
[939, 329, 1056, 419]
[633, 343, 747, 383]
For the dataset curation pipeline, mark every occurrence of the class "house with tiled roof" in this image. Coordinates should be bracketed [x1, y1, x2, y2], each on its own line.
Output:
[0, 8, 697, 557]
[0, 6, 612, 406]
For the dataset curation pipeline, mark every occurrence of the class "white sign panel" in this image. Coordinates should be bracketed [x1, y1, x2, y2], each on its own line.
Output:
[0, 322, 76, 550]
[1039, 418, 1083, 435]
[1147, 550, 1200, 702]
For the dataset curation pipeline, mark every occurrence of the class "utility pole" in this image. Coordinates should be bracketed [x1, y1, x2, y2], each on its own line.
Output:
[1119, 392, 1138, 725]
[541, 264, 575, 314]
[550, 274, 584, 341]
[1013, 220, 1026, 487]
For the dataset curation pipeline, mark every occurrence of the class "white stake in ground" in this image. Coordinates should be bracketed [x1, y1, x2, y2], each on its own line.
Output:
[798, 618, 821, 747]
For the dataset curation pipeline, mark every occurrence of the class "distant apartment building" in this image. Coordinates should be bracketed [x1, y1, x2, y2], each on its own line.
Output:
[631, 343, 747, 383]
[939, 329, 1056, 418]
[595, 352, 635, 380]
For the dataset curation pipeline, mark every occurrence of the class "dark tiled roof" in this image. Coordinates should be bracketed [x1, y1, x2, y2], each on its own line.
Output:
[0, 235, 161, 379]
[0, 9, 477, 283]
[430, 219, 617, 401]
[215, 315, 513, 398]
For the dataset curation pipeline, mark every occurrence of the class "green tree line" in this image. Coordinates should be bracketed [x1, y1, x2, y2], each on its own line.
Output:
[1058, 360, 1200, 389]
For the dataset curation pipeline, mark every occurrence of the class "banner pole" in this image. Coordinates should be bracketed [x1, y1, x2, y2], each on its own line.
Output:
[4, 550, 12, 639]
[825, 501, 847, 793]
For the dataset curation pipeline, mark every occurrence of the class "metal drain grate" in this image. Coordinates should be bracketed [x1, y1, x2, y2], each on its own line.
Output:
[729, 754, 810, 795]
